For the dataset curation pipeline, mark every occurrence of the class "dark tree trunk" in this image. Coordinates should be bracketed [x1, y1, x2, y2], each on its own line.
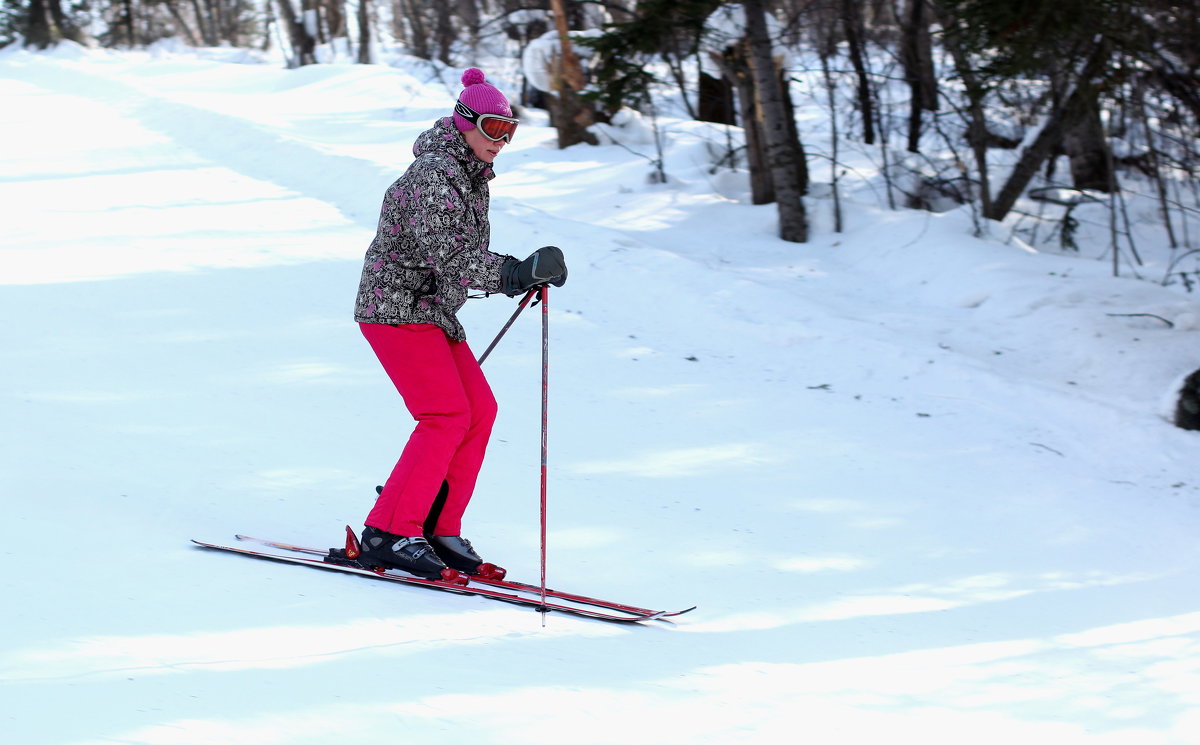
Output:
[457, 0, 481, 50]
[122, 0, 136, 46]
[1151, 66, 1200, 123]
[435, 0, 453, 65]
[840, 0, 875, 145]
[698, 71, 736, 125]
[900, 0, 937, 153]
[357, 0, 371, 63]
[1063, 85, 1112, 192]
[23, 0, 55, 48]
[938, 8, 992, 217]
[399, 0, 429, 59]
[778, 67, 809, 196]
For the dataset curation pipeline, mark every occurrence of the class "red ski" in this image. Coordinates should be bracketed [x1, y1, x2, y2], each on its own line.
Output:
[193, 533, 694, 624]
[233, 532, 694, 619]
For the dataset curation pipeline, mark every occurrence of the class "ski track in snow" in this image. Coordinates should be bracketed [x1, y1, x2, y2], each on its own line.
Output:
[1, 47, 1199, 745]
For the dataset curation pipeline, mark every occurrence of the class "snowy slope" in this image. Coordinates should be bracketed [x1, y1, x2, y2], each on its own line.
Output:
[1, 45, 1199, 745]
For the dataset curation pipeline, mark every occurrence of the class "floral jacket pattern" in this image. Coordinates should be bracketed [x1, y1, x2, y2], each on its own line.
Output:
[353, 117, 514, 341]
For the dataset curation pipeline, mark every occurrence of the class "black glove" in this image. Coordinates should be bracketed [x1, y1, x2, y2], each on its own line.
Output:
[502, 246, 568, 296]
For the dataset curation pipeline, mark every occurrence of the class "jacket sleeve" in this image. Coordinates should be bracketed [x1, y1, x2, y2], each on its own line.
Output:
[404, 154, 513, 295]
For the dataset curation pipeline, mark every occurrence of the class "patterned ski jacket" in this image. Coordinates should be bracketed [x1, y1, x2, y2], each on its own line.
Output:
[353, 117, 515, 341]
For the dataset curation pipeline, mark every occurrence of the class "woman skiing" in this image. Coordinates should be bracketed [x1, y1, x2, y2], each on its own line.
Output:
[352, 68, 567, 579]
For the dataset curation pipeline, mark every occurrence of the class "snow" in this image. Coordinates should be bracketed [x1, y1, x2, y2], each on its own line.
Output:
[701, 3, 792, 75]
[1, 43, 1199, 745]
[521, 28, 603, 96]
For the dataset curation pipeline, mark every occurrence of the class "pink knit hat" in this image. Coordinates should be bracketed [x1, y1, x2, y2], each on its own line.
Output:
[452, 68, 512, 132]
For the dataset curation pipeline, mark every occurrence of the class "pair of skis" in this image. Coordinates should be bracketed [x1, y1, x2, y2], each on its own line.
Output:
[192, 533, 694, 624]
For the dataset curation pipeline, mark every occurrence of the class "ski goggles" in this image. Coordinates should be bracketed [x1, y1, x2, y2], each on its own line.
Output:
[455, 101, 519, 143]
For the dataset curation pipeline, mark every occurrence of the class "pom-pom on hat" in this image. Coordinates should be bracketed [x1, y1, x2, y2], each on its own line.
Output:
[453, 68, 512, 133]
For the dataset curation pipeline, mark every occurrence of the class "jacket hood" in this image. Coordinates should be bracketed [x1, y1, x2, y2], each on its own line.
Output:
[412, 117, 495, 180]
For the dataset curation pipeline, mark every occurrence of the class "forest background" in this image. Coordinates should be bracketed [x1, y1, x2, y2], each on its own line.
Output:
[8, 0, 1200, 263]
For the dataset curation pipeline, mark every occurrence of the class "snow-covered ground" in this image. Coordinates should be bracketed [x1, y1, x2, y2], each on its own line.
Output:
[1, 43, 1199, 745]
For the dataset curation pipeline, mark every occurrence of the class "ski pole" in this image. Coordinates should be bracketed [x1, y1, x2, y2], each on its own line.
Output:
[538, 284, 549, 622]
[477, 288, 538, 365]
[475, 284, 552, 622]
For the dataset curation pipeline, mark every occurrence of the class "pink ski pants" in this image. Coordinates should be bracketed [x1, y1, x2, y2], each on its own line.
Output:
[359, 322, 498, 537]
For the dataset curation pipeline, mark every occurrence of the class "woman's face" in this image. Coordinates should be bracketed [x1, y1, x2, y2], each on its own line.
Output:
[464, 126, 506, 163]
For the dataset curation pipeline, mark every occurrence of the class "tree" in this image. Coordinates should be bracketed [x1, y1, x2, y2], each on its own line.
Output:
[986, 39, 1113, 220]
[706, 8, 774, 204]
[899, 0, 937, 152]
[22, 0, 54, 46]
[356, 0, 370, 63]
[547, 0, 596, 147]
[581, 0, 723, 121]
[277, 0, 317, 66]
[839, 0, 876, 145]
[935, 0, 1138, 220]
[713, 31, 774, 203]
[742, 0, 807, 242]
[936, 11, 994, 222]
[1062, 82, 1111, 192]
[17, 0, 86, 47]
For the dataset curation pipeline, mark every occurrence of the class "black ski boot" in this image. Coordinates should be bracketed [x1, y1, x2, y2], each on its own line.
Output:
[428, 536, 506, 579]
[359, 526, 450, 580]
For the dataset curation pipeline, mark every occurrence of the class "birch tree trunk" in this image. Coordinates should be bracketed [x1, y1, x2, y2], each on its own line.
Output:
[743, 0, 808, 242]
[713, 43, 774, 204]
